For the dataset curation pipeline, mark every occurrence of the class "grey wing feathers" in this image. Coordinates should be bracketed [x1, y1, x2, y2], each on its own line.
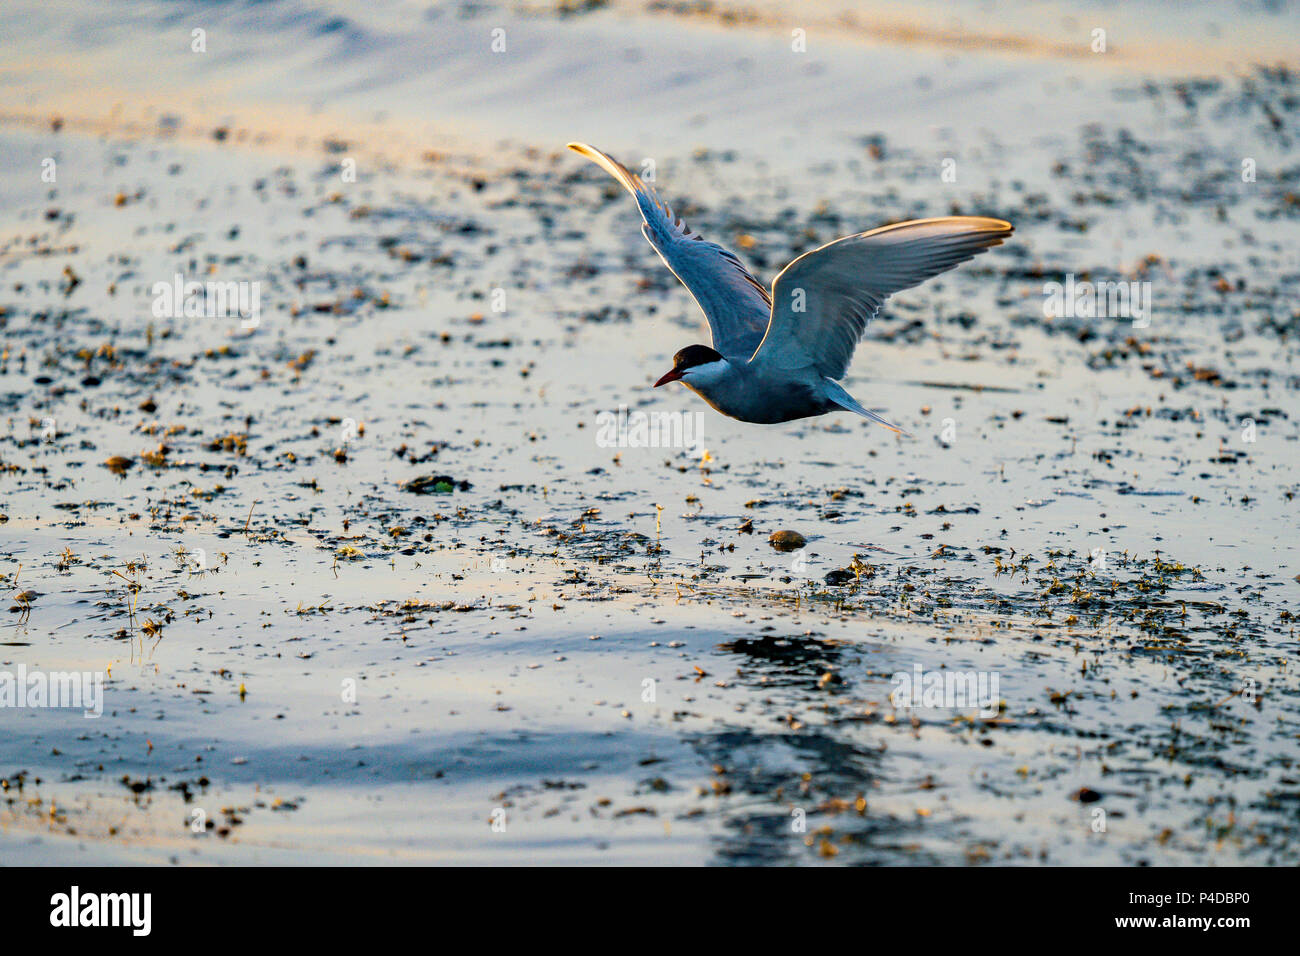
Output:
[568, 142, 771, 358]
[756, 217, 1013, 379]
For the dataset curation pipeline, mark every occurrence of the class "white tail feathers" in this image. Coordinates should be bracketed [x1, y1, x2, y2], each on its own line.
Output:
[823, 378, 907, 435]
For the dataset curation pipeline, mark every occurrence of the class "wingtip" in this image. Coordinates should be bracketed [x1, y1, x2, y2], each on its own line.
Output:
[978, 216, 1014, 236]
[976, 217, 1014, 246]
[958, 216, 1014, 236]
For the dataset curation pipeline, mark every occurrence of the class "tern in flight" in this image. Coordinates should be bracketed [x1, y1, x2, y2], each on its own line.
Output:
[568, 142, 1012, 432]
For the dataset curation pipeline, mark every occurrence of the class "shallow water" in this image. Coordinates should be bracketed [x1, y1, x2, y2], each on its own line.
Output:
[0, 0, 1297, 865]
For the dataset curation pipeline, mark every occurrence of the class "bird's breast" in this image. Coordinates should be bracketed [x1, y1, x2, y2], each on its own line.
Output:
[685, 372, 828, 424]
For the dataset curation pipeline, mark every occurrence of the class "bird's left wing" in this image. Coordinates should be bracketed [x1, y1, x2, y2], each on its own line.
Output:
[752, 217, 1013, 379]
[568, 142, 771, 359]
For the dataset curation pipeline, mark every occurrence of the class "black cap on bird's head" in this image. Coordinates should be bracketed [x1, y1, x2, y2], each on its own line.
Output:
[654, 345, 723, 387]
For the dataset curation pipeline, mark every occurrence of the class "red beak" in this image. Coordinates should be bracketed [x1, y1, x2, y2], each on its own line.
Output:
[654, 368, 682, 388]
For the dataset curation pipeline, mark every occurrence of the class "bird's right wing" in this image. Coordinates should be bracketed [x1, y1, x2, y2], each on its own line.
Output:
[753, 217, 1013, 379]
[568, 142, 771, 358]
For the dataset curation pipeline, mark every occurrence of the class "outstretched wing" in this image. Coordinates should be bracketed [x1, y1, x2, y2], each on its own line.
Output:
[568, 142, 771, 359]
[752, 217, 1013, 378]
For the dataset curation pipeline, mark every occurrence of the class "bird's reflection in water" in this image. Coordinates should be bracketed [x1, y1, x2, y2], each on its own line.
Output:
[688, 634, 945, 864]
